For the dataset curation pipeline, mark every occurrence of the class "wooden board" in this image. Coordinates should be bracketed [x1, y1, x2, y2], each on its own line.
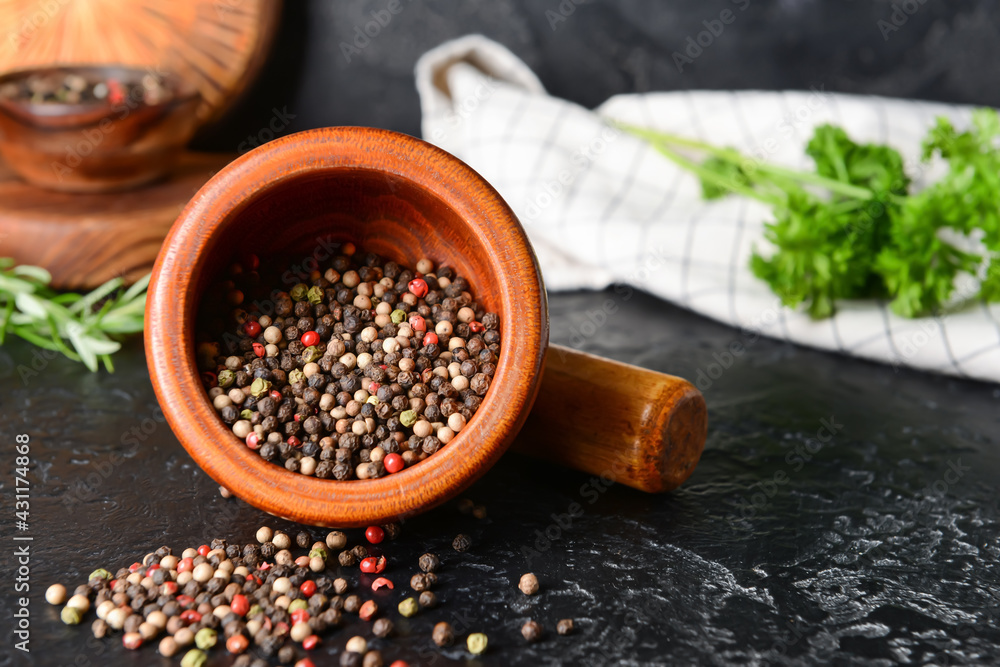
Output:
[0, 0, 281, 123]
[0, 152, 234, 289]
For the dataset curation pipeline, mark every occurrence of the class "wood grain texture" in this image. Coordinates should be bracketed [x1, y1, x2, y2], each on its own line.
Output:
[0, 65, 202, 192]
[0, 0, 280, 122]
[0, 151, 233, 289]
[514, 344, 708, 493]
[146, 127, 549, 528]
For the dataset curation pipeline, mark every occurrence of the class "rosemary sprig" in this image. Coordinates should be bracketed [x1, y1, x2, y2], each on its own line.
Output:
[0, 258, 148, 372]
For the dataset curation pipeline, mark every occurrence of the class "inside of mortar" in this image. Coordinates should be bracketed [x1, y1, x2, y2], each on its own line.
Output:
[191, 167, 509, 479]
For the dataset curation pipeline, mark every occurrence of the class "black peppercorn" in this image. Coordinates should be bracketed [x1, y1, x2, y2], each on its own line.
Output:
[452, 534, 471, 552]
[418, 552, 440, 573]
[521, 619, 542, 642]
[432, 621, 454, 647]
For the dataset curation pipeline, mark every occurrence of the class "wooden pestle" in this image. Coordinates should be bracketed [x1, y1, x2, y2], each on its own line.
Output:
[513, 344, 708, 493]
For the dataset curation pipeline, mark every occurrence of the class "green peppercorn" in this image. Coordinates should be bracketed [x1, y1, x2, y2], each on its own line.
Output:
[307, 286, 324, 304]
[309, 547, 328, 560]
[399, 410, 417, 427]
[366, 395, 379, 405]
[88, 568, 112, 582]
[250, 377, 271, 398]
[288, 599, 308, 612]
[390, 309, 406, 324]
[180, 648, 208, 667]
[194, 627, 217, 650]
[247, 604, 262, 618]
[290, 284, 309, 301]
[467, 632, 488, 655]
[217, 369, 235, 388]
[240, 409, 254, 420]
[398, 597, 418, 617]
[302, 346, 322, 363]
[61, 606, 83, 625]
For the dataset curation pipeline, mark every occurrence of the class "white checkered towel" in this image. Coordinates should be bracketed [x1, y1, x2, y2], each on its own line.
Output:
[415, 35, 1000, 384]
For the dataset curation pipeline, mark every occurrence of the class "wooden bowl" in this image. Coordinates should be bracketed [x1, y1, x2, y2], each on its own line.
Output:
[0, 65, 200, 192]
[146, 127, 548, 527]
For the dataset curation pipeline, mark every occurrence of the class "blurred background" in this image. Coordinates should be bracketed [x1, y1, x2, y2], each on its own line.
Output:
[197, 0, 1000, 149]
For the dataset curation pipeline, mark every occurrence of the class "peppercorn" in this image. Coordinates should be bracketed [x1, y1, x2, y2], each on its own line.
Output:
[195, 627, 217, 649]
[279, 644, 298, 663]
[181, 648, 208, 667]
[521, 619, 542, 642]
[91, 618, 109, 638]
[409, 573, 434, 592]
[418, 591, 437, 609]
[467, 632, 488, 655]
[46, 583, 67, 605]
[372, 617, 393, 638]
[359, 599, 378, 621]
[519, 573, 539, 595]
[397, 597, 418, 617]
[557, 618, 574, 635]
[296, 532, 311, 549]
[159, 635, 179, 657]
[362, 651, 383, 667]
[61, 606, 83, 625]
[417, 553, 439, 573]
[452, 534, 471, 552]
[340, 653, 362, 667]
[432, 621, 454, 647]
[343, 595, 361, 613]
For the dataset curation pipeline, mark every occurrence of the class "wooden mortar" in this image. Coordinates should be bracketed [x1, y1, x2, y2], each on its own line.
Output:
[146, 127, 707, 527]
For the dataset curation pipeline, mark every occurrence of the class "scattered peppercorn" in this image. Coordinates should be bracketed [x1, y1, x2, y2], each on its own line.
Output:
[467, 632, 488, 655]
[46, 583, 67, 605]
[557, 618, 574, 635]
[432, 621, 454, 647]
[180, 648, 207, 667]
[519, 572, 539, 595]
[410, 573, 434, 592]
[61, 606, 83, 625]
[452, 534, 471, 552]
[398, 597, 419, 617]
[417, 553, 439, 573]
[418, 591, 437, 609]
[521, 619, 542, 642]
[372, 617, 394, 638]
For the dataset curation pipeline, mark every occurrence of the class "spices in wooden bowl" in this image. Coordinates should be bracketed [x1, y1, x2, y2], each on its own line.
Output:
[196, 248, 501, 481]
[0, 65, 199, 192]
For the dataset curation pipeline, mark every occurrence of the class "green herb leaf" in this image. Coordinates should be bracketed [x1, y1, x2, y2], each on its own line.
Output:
[0, 259, 149, 371]
[618, 109, 1000, 319]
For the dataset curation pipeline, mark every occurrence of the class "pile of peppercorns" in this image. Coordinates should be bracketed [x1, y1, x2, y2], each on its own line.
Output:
[47, 504, 576, 663]
[196, 244, 501, 480]
[47, 525, 446, 666]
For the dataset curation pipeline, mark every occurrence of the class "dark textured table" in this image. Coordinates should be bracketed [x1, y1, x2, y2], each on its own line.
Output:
[2, 290, 999, 666]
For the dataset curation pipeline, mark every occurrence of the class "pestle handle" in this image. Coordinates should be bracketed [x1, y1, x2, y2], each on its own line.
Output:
[512, 344, 708, 493]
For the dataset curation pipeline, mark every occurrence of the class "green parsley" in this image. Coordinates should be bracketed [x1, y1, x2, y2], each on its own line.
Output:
[618, 108, 1000, 319]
